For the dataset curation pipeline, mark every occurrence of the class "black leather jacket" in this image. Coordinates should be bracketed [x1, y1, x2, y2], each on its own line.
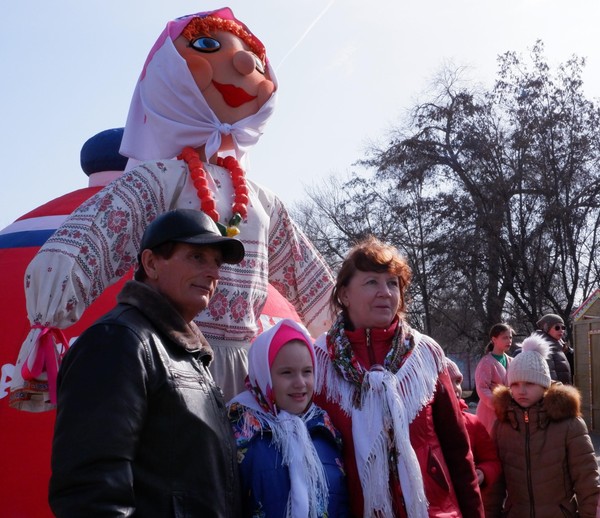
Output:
[49, 281, 241, 517]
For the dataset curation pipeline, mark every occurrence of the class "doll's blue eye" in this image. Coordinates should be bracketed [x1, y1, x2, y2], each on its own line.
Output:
[190, 37, 221, 53]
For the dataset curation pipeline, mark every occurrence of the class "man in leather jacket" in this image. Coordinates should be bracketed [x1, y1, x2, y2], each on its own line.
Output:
[49, 209, 244, 517]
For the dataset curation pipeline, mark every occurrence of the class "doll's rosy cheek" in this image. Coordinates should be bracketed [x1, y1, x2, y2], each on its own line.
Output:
[257, 80, 276, 107]
[173, 35, 214, 91]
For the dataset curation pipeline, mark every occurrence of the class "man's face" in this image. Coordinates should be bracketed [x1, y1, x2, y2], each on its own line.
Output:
[148, 243, 223, 321]
[173, 30, 276, 125]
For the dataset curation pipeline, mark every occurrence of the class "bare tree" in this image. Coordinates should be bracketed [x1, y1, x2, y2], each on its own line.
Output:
[293, 41, 600, 353]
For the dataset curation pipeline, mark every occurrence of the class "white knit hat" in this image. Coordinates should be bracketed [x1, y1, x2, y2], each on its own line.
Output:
[507, 335, 551, 389]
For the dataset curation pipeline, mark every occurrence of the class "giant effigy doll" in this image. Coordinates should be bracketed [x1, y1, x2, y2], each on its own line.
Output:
[11, 7, 334, 408]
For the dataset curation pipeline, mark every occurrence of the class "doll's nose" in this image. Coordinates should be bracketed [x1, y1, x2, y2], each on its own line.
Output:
[232, 50, 258, 76]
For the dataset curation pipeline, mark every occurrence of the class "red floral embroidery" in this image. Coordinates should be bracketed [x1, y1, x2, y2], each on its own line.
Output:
[230, 293, 249, 322]
[106, 210, 129, 234]
[114, 233, 129, 257]
[65, 298, 76, 313]
[208, 291, 228, 320]
[99, 196, 113, 212]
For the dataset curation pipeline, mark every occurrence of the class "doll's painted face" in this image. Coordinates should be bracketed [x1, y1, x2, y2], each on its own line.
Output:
[174, 27, 276, 126]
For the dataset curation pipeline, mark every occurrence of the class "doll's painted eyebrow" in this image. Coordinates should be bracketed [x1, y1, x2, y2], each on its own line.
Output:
[181, 17, 267, 68]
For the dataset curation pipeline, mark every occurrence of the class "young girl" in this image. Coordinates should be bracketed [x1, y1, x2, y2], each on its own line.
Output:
[228, 319, 348, 518]
[493, 335, 600, 517]
[475, 323, 514, 435]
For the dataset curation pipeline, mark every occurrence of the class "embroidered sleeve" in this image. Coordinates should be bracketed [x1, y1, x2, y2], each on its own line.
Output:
[266, 196, 334, 337]
[24, 161, 185, 328]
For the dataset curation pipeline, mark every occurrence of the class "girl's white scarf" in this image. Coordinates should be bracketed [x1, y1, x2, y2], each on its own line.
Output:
[316, 331, 446, 518]
[231, 393, 329, 518]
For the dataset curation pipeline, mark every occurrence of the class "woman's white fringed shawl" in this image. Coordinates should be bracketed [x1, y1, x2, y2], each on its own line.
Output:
[315, 330, 446, 518]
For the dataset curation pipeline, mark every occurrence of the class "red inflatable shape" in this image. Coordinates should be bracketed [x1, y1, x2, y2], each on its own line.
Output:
[0, 188, 301, 517]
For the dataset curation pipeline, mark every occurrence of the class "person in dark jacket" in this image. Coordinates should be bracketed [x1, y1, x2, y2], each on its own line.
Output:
[493, 334, 599, 517]
[533, 313, 572, 384]
[49, 209, 245, 517]
[228, 319, 349, 517]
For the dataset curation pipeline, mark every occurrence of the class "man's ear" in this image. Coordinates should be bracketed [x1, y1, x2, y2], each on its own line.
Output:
[141, 249, 159, 280]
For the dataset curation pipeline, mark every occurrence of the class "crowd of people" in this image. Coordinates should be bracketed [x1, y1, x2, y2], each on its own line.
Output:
[14, 8, 600, 518]
[48, 213, 600, 517]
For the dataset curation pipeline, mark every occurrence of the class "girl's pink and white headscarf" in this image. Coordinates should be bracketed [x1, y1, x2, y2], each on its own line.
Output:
[120, 7, 278, 166]
[236, 318, 316, 415]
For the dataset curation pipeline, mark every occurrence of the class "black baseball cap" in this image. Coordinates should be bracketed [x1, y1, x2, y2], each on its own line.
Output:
[140, 209, 245, 264]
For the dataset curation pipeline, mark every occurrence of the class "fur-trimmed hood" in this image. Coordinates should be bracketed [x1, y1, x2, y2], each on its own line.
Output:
[493, 382, 582, 427]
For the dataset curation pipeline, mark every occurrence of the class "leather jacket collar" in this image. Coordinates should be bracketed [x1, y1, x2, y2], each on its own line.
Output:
[117, 280, 212, 358]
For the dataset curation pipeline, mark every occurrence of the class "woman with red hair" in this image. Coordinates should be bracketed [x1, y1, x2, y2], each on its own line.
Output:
[314, 236, 483, 517]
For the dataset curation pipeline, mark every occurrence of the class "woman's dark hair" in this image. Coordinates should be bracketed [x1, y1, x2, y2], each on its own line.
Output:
[134, 241, 177, 281]
[331, 235, 412, 318]
[485, 322, 514, 353]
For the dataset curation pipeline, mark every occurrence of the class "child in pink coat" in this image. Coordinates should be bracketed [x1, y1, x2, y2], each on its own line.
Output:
[475, 323, 514, 435]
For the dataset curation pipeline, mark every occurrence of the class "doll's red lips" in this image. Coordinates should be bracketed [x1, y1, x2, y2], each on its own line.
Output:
[213, 81, 256, 107]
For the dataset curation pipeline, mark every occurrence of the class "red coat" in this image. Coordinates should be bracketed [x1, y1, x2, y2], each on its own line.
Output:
[460, 399, 504, 517]
[315, 325, 484, 518]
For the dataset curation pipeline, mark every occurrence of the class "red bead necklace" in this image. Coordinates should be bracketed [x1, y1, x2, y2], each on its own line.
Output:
[178, 147, 249, 237]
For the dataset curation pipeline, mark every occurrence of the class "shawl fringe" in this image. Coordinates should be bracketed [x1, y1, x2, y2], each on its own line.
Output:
[315, 329, 445, 518]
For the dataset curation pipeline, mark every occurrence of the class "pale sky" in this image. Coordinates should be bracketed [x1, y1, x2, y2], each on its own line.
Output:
[2, 0, 599, 228]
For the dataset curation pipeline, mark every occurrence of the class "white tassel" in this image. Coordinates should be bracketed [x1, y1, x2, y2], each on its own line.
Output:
[386, 376, 429, 517]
